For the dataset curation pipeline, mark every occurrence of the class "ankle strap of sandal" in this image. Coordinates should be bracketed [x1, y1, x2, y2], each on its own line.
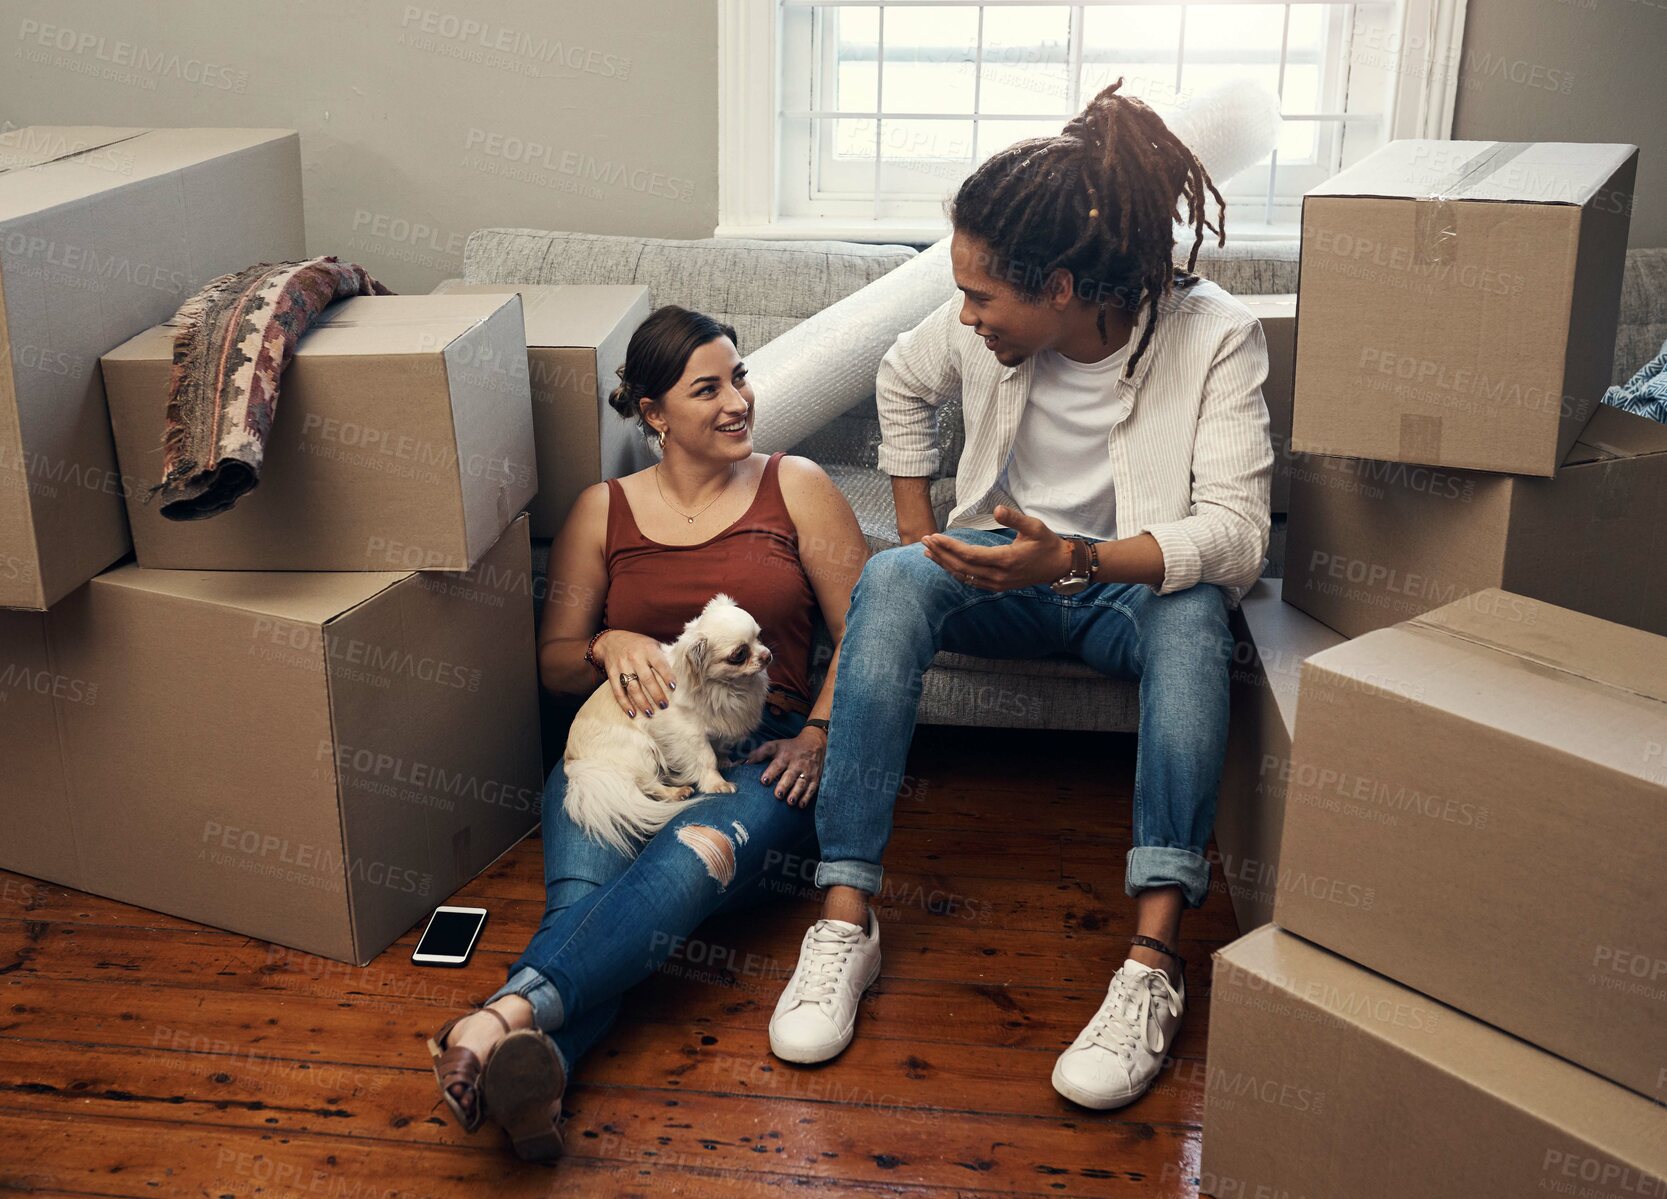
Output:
[1130, 935, 1186, 973]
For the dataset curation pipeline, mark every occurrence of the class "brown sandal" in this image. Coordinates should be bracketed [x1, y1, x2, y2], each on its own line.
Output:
[482, 1028, 567, 1162]
[427, 1007, 512, 1133]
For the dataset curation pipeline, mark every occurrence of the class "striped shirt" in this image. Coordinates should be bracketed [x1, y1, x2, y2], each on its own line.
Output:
[875, 278, 1273, 600]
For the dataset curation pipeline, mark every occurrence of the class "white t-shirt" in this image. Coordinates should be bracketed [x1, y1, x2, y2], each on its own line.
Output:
[999, 342, 1129, 541]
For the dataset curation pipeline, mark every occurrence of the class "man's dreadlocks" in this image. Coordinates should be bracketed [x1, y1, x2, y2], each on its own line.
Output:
[948, 78, 1226, 376]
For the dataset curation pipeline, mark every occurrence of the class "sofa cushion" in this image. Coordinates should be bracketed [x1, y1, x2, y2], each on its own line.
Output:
[463, 228, 917, 352]
[1192, 239, 1300, 296]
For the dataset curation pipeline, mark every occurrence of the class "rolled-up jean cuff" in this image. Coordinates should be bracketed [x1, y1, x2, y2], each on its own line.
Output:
[1125, 846, 1211, 910]
[488, 965, 565, 1032]
[814, 859, 883, 895]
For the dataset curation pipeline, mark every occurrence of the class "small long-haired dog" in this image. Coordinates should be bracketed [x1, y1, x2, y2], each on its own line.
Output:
[563, 594, 772, 852]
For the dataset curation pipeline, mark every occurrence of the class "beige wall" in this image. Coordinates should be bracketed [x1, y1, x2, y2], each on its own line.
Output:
[0, 0, 721, 293]
[1452, 0, 1666, 247]
[4, 0, 1659, 274]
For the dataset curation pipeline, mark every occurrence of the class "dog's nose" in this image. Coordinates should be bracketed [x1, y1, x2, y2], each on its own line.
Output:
[758, 648, 772, 665]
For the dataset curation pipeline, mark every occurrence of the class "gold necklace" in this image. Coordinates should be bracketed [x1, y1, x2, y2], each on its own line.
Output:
[654, 463, 735, 524]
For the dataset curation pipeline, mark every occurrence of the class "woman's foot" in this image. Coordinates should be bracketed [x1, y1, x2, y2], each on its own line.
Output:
[482, 1029, 568, 1163]
[428, 996, 535, 1132]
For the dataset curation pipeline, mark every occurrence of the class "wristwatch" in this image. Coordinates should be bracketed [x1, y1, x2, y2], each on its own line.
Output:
[1050, 537, 1097, 596]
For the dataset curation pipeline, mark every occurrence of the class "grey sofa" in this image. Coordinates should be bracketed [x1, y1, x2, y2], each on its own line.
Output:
[463, 227, 1667, 733]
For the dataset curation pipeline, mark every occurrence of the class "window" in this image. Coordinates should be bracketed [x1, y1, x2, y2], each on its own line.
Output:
[717, 0, 1468, 241]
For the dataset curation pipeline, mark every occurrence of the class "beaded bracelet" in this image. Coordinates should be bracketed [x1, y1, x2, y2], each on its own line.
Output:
[584, 628, 610, 677]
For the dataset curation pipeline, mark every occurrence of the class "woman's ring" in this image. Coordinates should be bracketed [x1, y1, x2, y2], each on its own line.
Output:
[619, 672, 639, 685]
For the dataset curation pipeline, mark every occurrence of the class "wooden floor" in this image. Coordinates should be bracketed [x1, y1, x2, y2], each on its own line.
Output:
[0, 723, 1242, 1198]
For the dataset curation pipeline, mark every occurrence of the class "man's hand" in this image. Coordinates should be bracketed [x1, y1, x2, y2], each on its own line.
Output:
[920, 505, 1073, 591]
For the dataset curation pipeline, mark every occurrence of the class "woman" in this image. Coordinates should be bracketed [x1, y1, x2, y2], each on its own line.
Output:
[427, 305, 869, 1161]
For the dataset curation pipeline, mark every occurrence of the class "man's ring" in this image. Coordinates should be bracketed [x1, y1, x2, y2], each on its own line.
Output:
[964, 572, 976, 584]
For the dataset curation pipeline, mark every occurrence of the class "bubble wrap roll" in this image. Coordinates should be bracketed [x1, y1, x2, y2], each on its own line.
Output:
[750, 238, 953, 453]
[1167, 79, 1284, 189]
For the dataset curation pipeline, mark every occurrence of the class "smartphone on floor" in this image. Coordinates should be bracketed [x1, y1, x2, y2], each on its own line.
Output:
[412, 905, 488, 967]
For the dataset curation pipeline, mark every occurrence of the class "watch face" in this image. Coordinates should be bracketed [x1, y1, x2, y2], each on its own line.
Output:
[1051, 576, 1090, 596]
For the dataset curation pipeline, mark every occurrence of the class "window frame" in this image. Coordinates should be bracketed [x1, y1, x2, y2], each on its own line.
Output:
[716, 0, 1468, 242]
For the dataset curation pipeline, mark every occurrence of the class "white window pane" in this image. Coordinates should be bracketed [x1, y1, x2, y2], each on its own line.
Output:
[880, 117, 976, 162]
[1277, 65, 1322, 162]
[1080, 6, 1186, 108]
[976, 118, 1067, 164]
[881, 5, 978, 113]
[980, 4, 1073, 116]
[1289, 5, 1325, 49]
[827, 117, 878, 163]
[830, 7, 880, 112]
[1185, 4, 1290, 53]
[879, 119, 975, 198]
[1182, 62, 1284, 106]
[884, 62, 976, 114]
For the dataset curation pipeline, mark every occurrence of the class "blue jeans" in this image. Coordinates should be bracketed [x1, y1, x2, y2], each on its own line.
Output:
[489, 705, 816, 1075]
[815, 528, 1233, 909]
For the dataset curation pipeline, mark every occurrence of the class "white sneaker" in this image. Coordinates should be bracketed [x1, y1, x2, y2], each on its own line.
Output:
[1051, 959, 1185, 1110]
[768, 911, 882, 1064]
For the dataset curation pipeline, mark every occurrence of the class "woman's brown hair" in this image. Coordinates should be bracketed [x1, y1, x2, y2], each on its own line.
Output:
[948, 78, 1225, 375]
[608, 305, 740, 438]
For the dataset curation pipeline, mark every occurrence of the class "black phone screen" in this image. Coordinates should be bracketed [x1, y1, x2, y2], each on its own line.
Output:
[415, 909, 485, 959]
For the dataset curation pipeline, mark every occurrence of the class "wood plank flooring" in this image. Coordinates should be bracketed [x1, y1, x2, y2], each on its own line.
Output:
[0, 724, 1243, 1197]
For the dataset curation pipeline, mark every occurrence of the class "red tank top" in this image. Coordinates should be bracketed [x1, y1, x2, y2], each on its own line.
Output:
[602, 452, 817, 704]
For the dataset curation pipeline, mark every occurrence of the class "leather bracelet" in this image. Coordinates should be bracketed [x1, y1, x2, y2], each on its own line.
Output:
[1086, 539, 1100, 581]
[584, 628, 610, 677]
[1129, 934, 1186, 972]
[804, 717, 830, 740]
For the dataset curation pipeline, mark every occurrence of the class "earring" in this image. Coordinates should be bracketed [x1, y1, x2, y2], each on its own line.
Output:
[656, 427, 667, 450]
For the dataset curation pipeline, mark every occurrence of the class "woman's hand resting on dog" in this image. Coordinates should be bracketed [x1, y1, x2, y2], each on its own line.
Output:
[592, 629, 675, 719]
[746, 726, 826, 807]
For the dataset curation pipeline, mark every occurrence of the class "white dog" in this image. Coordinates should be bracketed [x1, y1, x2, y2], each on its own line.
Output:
[562, 594, 772, 853]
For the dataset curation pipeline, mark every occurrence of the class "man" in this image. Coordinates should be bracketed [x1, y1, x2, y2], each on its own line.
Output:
[768, 80, 1273, 1111]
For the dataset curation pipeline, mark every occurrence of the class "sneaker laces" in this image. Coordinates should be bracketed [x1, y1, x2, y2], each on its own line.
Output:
[790, 920, 863, 1004]
[1085, 969, 1180, 1059]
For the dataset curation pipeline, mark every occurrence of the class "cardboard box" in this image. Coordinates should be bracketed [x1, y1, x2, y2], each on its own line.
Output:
[1292, 140, 1636, 476]
[1273, 589, 1667, 1101]
[102, 294, 538, 572]
[1215, 579, 1346, 932]
[0, 126, 305, 610]
[0, 516, 543, 965]
[1284, 403, 1667, 638]
[1242, 295, 1295, 512]
[1200, 926, 1667, 1199]
[431, 280, 653, 537]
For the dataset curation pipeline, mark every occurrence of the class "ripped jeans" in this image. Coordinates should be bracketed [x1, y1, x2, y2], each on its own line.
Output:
[487, 704, 816, 1076]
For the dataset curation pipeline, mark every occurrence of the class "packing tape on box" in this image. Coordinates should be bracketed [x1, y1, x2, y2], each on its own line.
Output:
[1401, 615, 1667, 706]
[1415, 140, 1534, 265]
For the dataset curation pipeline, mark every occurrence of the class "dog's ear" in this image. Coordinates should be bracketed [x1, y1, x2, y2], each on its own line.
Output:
[685, 635, 709, 674]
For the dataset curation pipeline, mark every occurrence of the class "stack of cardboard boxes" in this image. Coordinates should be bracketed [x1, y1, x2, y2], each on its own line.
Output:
[1205, 140, 1667, 1196]
[0, 127, 649, 966]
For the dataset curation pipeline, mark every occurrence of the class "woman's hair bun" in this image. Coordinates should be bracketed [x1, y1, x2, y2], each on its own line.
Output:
[607, 362, 638, 419]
